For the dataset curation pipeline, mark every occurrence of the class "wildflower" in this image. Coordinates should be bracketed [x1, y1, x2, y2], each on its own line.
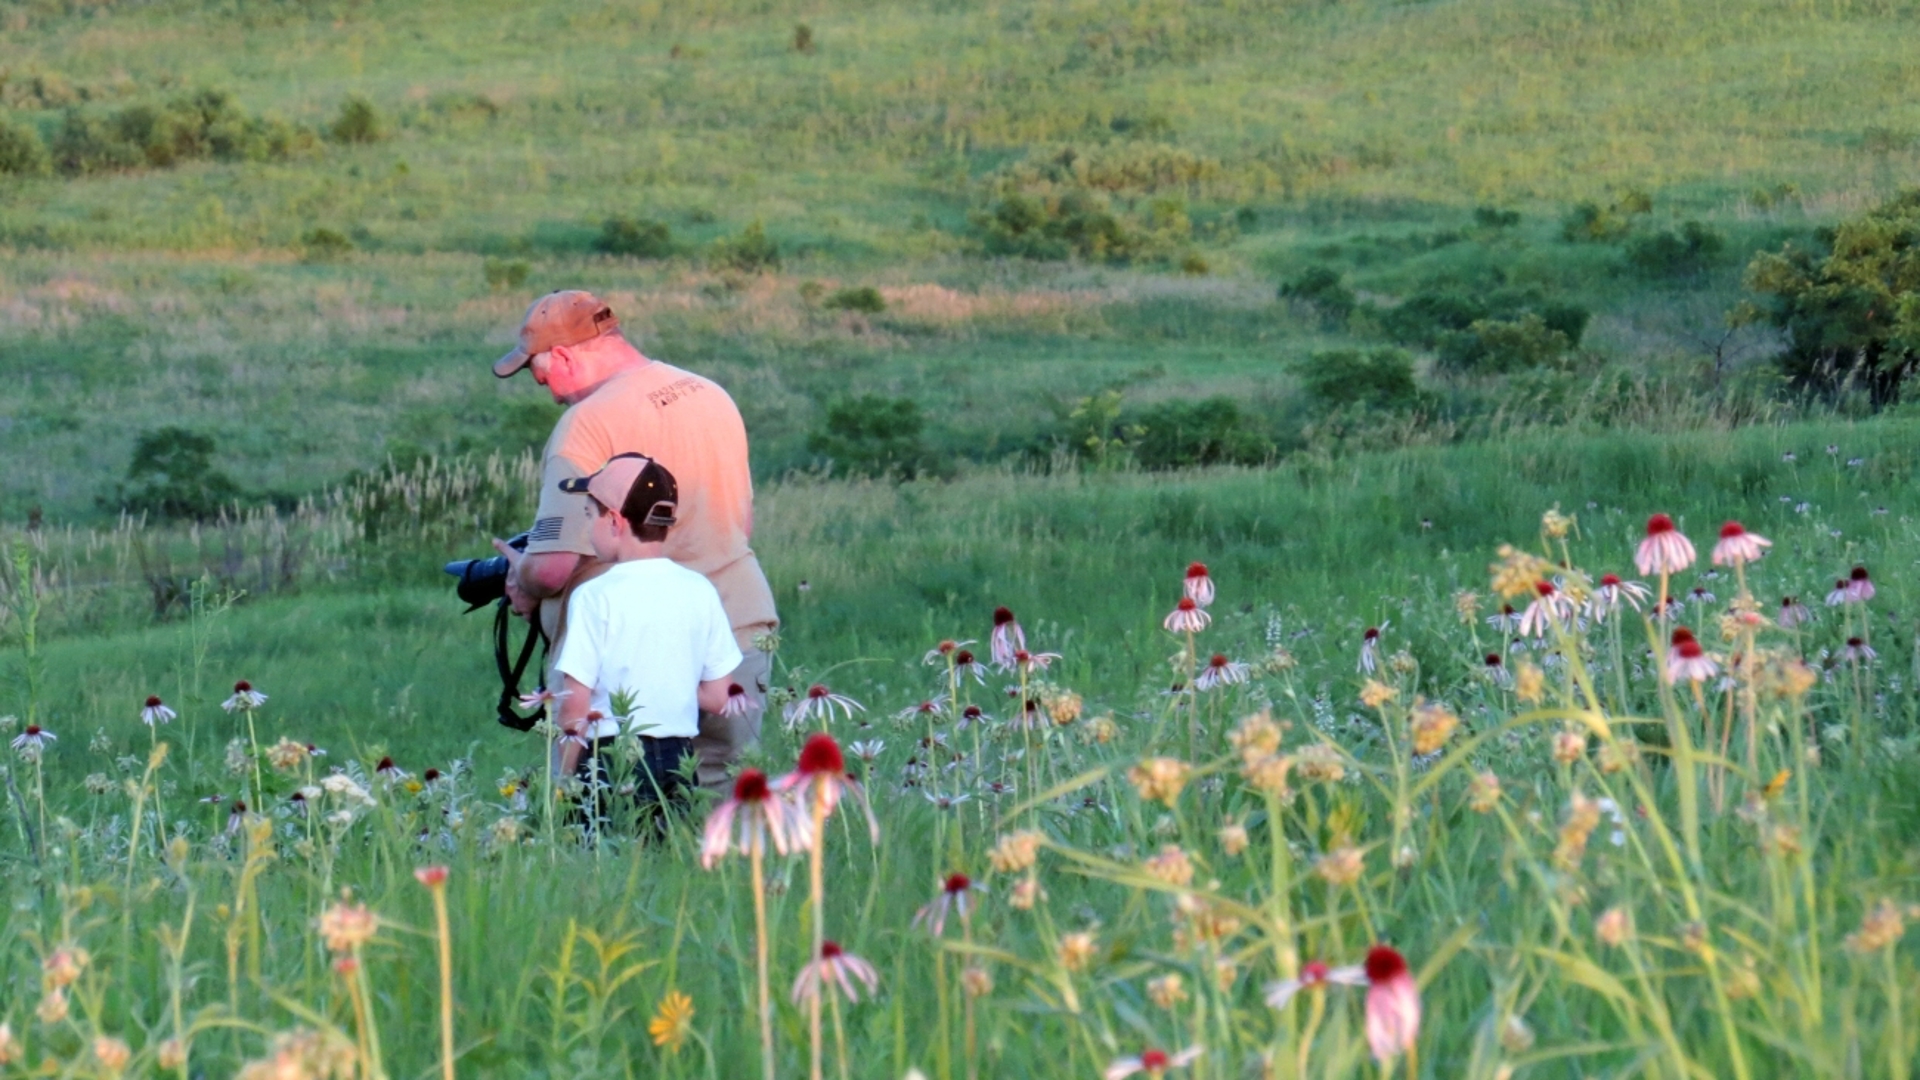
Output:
[1708, 521, 1770, 566]
[1057, 931, 1098, 972]
[0, 1022, 18, 1066]
[961, 966, 993, 997]
[1453, 589, 1482, 624]
[1183, 562, 1215, 607]
[782, 684, 866, 727]
[1542, 506, 1574, 539]
[1128, 757, 1192, 806]
[846, 740, 885, 765]
[1147, 973, 1188, 1009]
[1467, 771, 1502, 812]
[1518, 580, 1575, 637]
[375, 756, 408, 781]
[1009, 877, 1043, 909]
[720, 683, 753, 719]
[11, 724, 55, 757]
[914, 872, 982, 936]
[1409, 700, 1459, 756]
[1218, 822, 1249, 857]
[1359, 680, 1397, 708]
[222, 680, 268, 713]
[649, 990, 695, 1052]
[1242, 752, 1295, 798]
[1690, 585, 1715, 605]
[1362, 945, 1421, 1064]
[791, 940, 880, 1005]
[990, 606, 1026, 667]
[1514, 661, 1546, 704]
[1844, 565, 1876, 603]
[1491, 545, 1554, 599]
[1143, 845, 1195, 887]
[1315, 845, 1365, 887]
[266, 738, 309, 773]
[1357, 625, 1385, 673]
[1194, 653, 1249, 691]
[1295, 743, 1346, 783]
[989, 830, 1043, 873]
[1596, 906, 1632, 947]
[1478, 652, 1511, 688]
[923, 638, 970, 665]
[1011, 649, 1062, 675]
[1084, 714, 1119, 744]
[1486, 604, 1522, 633]
[1596, 739, 1639, 774]
[140, 695, 176, 726]
[1665, 627, 1719, 684]
[1229, 710, 1283, 759]
[1634, 514, 1695, 576]
[1266, 958, 1367, 1009]
[94, 1036, 131, 1074]
[1846, 899, 1907, 954]
[1778, 596, 1812, 628]
[36, 988, 68, 1024]
[1553, 793, 1602, 869]
[516, 686, 570, 710]
[1104, 1046, 1203, 1079]
[1500, 1015, 1536, 1054]
[1163, 598, 1210, 634]
[318, 901, 378, 953]
[1841, 637, 1877, 663]
[1551, 729, 1587, 765]
[413, 865, 448, 889]
[44, 946, 88, 988]
[701, 768, 811, 869]
[1589, 573, 1651, 621]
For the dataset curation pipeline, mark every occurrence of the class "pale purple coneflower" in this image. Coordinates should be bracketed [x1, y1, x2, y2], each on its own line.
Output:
[221, 680, 268, 713]
[1634, 514, 1695, 577]
[894, 698, 947, 722]
[721, 683, 753, 719]
[1486, 605, 1521, 633]
[1193, 653, 1250, 691]
[922, 790, 971, 811]
[140, 695, 176, 726]
[1665, 628, 1718, 684]
[783, 684, 866, 727]
[1163, 598, 1210, 634]
[1778, 596, 1812, 628]
[1011, 649, 1061, 675]
[990, 607, 1026, 668]
[1840, 637, 1877, 663]
[913, 873, 982, 936]
[1711, 521, 1771, 566]
[1265, 959, 1367, 1010]
[776, 734, 880, 842]
[11, 724, 55, 754]
[1690, 585, 1715, 605]
[846, 740, 885, 764]
[1483, 653, 1512, 687]
[1363, 945, 1422, 1064]
[790, 940, 880, 1006]
[517, 687, 570, 709]
[1518, 581, 1575, 638]
[1103, 1046, 1203, 1080]
[1589, 573, 1651, 622]
[700, 768, 811, 869]
[1844, 565, 1876, 604]
[1183, 562, 1215, 608]
[1358, 624, 1387, 674]
[923, 639, 972, 665]
[952, 649, 989, 684]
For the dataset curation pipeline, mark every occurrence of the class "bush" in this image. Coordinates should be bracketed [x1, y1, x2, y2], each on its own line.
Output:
[1378, 290, 1485, 347]
[0, 113, 48, 175]
[1560, 192, 1652, 242]
[712, 221, 780, 273]
[1277, 266, 1356, 324]
[595, 215, 675, 259]
[1130, 397, 1273, 470]
[1625, 221, 1725, 279]
[1473, 206, 1521, 229]
[104, 427, 243, 522]
[330, 95, 383, 143]
[793, 24, 815, 53]
[300, 227, 353, 261]
[825, 286, 886, 314]
[806, 394, 929, 478]
[973, 188, 1142, 263]
[49, 90, 310, 175]
[483, 258, 529, 291]
[1437, 314, 1572, 375]
[1295, 348, 1419, 411]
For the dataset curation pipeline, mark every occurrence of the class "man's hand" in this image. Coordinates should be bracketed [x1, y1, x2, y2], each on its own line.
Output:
[491, 537, 538, 618]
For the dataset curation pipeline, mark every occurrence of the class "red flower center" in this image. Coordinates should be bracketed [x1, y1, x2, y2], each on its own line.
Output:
[1535, 581, 1555, 597]
[993, 606, 1015, 626]
[1364, 944, 1408, 983]
[377, 756, 396, 772]
[944, 872, 971, 894]
[807, 684, 830, 699]
[1851, 566, 1871, 582]
[1140, 1049, 1170, 1069]
[733, 769, 770, 802]
[727, 683, 746, 697]
[1014, 650, 1032, 663]
[1485, 654, 1502, 666]
[145, 695, 163, 707]
[1678, 641, 1704, 659]
[1600, 574, 1621, 587]
[1176, 598, 1197, 612]
[24, 725, 41, 736]
[234, 680, 252, 692]
[820, 940, 844, 960]
[955, 650, 976, 665]
[232, 800, 247, 813]
[1646, 513, 1674, 536]
[1501, 604, 1515, 616]
[1364, 627, 1379, 640]
[1781, 597, 1796, 606]
[1208, 654, 1229, 668]
[1671, 627, 1697, 646]
[1185, 562, 1209, 579]
[1719, 521, 1745, 538]
[963, 705, 983, 719]
[796, 734, 845, 775]
[1301, 960, 1330, 984]
[937, 639, 956, 654]
[423, 768, 441, 782]
[1848, 637, 1864, 647]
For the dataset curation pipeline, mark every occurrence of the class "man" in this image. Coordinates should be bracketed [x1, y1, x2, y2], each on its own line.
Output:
[489, 290, 778, 791]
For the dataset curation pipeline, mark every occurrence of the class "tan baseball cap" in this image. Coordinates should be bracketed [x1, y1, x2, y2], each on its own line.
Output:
[558, 452, 679, 528]
[492, 290, 622, 378]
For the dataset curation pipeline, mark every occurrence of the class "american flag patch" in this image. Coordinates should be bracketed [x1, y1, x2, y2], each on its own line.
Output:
[528, 516, 564, 543]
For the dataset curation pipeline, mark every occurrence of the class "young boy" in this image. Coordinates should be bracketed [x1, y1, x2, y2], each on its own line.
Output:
[550, 452, 742, 823]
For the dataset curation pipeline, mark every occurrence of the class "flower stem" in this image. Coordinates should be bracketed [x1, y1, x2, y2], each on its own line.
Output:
[751, 837, 775, 1080]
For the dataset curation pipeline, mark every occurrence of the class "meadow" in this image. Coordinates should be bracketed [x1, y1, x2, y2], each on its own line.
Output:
[5, 0, 1920, 1076]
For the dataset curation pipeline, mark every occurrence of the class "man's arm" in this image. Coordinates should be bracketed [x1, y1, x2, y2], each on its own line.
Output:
[491, 541, 583, 616]
[696, 676, 732, 716]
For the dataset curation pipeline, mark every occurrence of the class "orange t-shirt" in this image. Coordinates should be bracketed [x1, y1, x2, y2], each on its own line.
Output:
[525, 361, 778, 649]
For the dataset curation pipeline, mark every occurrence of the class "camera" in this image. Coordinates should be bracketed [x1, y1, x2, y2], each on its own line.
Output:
[444, 532, 528, 611]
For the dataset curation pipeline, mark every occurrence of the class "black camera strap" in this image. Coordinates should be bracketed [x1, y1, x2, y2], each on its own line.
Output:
[493, 599, 548, 733]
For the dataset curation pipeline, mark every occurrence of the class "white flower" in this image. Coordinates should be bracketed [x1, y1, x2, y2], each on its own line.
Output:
[221, 681, 267, 713]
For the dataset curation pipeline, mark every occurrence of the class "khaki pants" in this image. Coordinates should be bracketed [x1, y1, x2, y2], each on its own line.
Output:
[693, 646, 771, 791]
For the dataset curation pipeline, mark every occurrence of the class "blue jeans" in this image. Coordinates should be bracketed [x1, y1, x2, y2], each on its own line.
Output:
[573, 735, 694, 837]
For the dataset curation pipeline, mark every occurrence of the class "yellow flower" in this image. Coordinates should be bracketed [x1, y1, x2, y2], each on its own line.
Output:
[93, 1036, 131, 1075]
[1241, 753, 1295, 798]
[1552, 729, 1587, 765]
[1490, 545, 1556, 600]
[403, 779, 425, 796]
[1359, 680, 1398, 709]
[317, 902, 378, 954]
[1595, 906, 1632, 947]
[1541, 506, 1574, 540]
[1127, 757, 1192, 807]
[1229, 710, 1283, 760]
[989, 830, 1044, 874]
[961, 966, 994, 997]
[1846, 899, 1908, 954]
[1142, 845, 1194, 888]
[1314, 845, 1365, 887]
[1083, 715, 1119, 744]
[156, 1039, 188, 1071]
[1295, 743, 1345, 784]
[1146, 973, 1187, 1009]
[1467, 770, 1502, 813]
[1044, 689, 1083, 726]
[1553, 793, 1601, 869]
[1058, 931, 1097, 972]
[1763, 769, 1792, 800]
[1452, 589, 1483, 625]
[1217, 822, 1249, 857]
[1009, 876, 1043, 910]
[648, 990, 695, 1053]
[1409, 699, 1458, 755]
[36, 988, 68, 1025]
[266, 737, 309, 773]
[0, 1022, 19, 1066]
[1514, 661, 1546, 704]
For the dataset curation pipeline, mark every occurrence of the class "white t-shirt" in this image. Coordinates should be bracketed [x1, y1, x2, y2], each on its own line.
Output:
[554, 559, 744, 740]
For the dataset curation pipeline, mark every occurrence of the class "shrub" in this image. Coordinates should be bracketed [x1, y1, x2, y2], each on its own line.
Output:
[1277, 266, 1356, 324]
[1295, 348, 1419, 411]
[104, 427, 243, 522]
[0, 112, 49, 175]
[972, 188, 1142, 263]
[300, 227, 353, 261]
[1130, 397, 1274, 470]
[712, 221, 780, 273]
[1624, 221, 1725, 279]
[1473, 206, 1521, 229]
[1540, 302, 1593, 346]
[806, 394, 929, 478]
[792, 24, 815, 53]
[49, 90, 310, 175]
[595, 215, 675, 259]
[1561, 192, 1653, 243]
[1437, 314, 1571, 375]
[825, 286, 885, 313]
[483, 258, 529, 291]
[1378, 290, 1486, 347]
[329, 95, 383, 144]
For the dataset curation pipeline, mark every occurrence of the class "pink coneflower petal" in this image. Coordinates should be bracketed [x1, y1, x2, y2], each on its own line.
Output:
[1711, 521, 1771, 566]
[1363, 945, 1421, 1064]
[1634, 514, 1696, 576]
[1183, 562, 1216, 608]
